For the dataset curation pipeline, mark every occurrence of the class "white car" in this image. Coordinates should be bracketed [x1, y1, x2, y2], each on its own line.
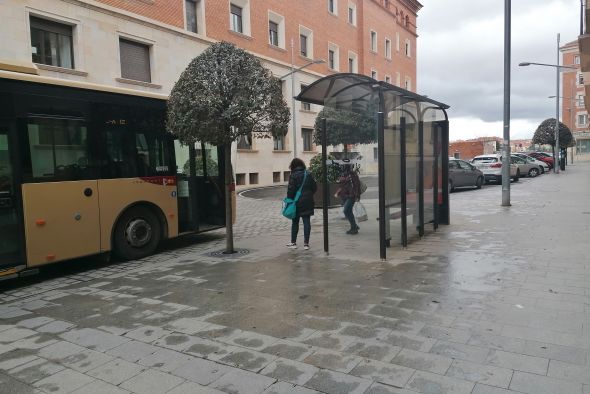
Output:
[470, 154, 519, 184]
[512, 153, 549, 174]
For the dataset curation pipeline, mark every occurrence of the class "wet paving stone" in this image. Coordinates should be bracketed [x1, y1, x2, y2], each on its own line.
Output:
[304, 369, 372, 394]
[349, 359, 415, 387]
[218, 349, 276, 372]
[391, 348, 453, 375]
[303, 349, 363, 373]
[343, 340, 401, 362]
[261, 339, 316, 361]
[446, 359, 513, 388]
[261, 357, 319, 385]
[406, 370, 475, 394]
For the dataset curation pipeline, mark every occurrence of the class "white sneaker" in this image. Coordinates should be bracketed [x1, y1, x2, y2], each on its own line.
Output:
[286, 243, 297, 249]
[303, 244, 310, 250]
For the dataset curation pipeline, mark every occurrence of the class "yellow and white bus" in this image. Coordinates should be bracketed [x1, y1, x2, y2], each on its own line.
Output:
[0, 69, 232, 279]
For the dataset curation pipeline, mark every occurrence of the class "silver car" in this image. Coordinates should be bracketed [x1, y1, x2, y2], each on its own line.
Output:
[513, 153, 549, 174]
[449, 159, 484, 191]
[471, 154, 519, 184]
[511, 155, 542, 177]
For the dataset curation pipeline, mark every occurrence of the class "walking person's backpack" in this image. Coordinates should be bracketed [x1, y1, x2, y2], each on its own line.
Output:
[282, 171, 307, 219]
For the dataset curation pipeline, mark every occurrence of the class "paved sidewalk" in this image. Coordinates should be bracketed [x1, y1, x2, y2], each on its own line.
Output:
[1, 161, 589, 394]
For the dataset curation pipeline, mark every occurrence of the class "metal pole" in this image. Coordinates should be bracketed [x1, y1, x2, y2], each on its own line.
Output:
[555, 33, 561, 174]
[291, 38, 297, 159]
[501, 0, 511, 206]
[321, 117, 329, 255]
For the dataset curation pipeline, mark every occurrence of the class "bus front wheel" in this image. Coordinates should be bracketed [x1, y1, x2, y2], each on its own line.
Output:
[114, 206, 161, 260]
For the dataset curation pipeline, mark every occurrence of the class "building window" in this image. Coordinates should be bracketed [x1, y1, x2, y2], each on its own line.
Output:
[385, 38, 392, 59]
[273, 172, 281, 183]
[236, 173, 246, 185]
[237, 133, 252, 149]
[371, 70, 377, 79]
[299, 26, 313, 58]
[348, 4, 356, 25]
[300, 34, 308, 57]
[269, 21, 278, 46]
[578, 114, 587, 126]
[396, 33, 400, 52]
[405, 39, 411, 57]
[396, 72, 401, 86]
[302, 128, 313, 151]
[119, 38, 151, 82]
[185, 0, 198, 33]
[328, 0, 338, 15]
[267, 11, 285, 48]
[348, 52, 357, 73]
[577, 95, 585, 107]
[301, 84, 311, 111]
[405, 77, 412, 91]
[283, 171, 291, 181]
[30, 16, 74, 69]
[230, 4, 243, 33]
[273, 134, 285, 150]
[385, 75, 391, 84]
[329, 49, 335, 69]
[370, 31, 377, 52]
[249, 173, 259, 184]
[328, 43, 339, 71]
[578, 72, 584, 85]
[574, 55, 581, 65]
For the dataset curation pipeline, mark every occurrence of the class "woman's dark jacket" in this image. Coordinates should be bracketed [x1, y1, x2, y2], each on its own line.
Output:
[287, 167, 317, 217]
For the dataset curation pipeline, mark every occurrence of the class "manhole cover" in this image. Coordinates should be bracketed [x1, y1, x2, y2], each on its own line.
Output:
[208, 248, 250, 258]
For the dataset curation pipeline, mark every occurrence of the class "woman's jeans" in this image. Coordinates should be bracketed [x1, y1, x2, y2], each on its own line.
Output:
[342, 198, 357, 230]
[291, 215, 311, 244]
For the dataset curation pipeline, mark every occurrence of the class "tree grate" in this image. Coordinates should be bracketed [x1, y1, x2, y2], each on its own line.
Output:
[208, 248, 250, 258]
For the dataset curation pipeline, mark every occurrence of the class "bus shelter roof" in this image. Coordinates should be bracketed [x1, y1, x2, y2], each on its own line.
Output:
[295, 73, 449, 111]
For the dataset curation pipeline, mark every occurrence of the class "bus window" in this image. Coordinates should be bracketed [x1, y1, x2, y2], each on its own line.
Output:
[195, 143, 219, 177]
[135, 132, 171, 176]
[26, 118, 91, 181]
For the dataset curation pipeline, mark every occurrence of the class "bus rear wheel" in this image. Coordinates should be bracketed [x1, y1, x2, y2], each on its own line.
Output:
[114, 206, 161, 260]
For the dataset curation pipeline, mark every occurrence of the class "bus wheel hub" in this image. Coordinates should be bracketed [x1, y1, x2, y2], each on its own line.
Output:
[126, 219, 152, 247]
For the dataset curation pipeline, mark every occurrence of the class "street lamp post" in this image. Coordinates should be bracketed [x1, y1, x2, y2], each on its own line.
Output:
[519, 34, 577, 174]
[502, 0, 511, 206]
[280, 40, 325, 159]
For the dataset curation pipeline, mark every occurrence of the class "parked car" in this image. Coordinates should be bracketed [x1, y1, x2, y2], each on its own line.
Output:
[512, 153, 549, 174]
[470, 154, 519, 184]
[511, 154, 542, 177]
[448, 158, 485, 192]
[527, 152, 554, 169]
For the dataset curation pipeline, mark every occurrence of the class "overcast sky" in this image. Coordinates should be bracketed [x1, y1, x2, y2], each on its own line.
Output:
[418, 0, 581, 141]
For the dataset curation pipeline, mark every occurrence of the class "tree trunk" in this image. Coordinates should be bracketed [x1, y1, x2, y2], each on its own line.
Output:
[224, 142, 235, 254]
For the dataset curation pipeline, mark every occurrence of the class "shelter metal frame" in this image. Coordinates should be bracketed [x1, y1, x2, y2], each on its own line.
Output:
[296, 74, 450, 260]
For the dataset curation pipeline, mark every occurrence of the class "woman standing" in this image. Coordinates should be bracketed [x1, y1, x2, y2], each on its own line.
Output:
[336, 164, 361, 234]
[286, 158, 317, 250]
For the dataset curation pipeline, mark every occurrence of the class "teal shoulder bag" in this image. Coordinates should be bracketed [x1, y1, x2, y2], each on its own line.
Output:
[282, 171, 307, 220]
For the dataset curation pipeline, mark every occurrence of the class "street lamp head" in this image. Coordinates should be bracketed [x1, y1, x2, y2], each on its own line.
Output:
[518, 62, 531, 66]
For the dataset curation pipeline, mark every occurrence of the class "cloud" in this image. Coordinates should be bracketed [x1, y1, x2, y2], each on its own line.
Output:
[418, 0, 580, 140]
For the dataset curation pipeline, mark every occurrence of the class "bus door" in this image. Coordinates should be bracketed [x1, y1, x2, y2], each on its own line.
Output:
[20, 117, 101, 266]
[195, 143, 225, 229]
[174, 141, 225, 233]
[0, 123, 24, 268]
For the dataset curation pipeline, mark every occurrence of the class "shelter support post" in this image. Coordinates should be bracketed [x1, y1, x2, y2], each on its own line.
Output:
[440, 121, 450, 225]
[432, 124, 439, 230]
[377, 110, 386, 260]
[321, 117, 329, 255]
[400, 117, 407, 248]
[418, 121, 425, 237]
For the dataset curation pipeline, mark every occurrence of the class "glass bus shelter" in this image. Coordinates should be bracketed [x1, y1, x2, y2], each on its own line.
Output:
[297, 74, 450, 260]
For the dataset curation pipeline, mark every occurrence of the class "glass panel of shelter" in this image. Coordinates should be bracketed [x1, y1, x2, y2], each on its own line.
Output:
[322, 94, 380, 259]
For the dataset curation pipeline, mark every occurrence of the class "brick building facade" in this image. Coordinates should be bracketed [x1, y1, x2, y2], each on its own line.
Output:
[0, 0, 422, 187]
[560, 40, 590, 155]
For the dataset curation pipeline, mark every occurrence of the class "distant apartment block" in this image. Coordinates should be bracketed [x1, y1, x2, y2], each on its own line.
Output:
[0, 0, 422, 187]
[449, 137, 500, 160]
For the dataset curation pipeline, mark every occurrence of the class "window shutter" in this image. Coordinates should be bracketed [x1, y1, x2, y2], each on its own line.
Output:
[119, 39, 151, 83]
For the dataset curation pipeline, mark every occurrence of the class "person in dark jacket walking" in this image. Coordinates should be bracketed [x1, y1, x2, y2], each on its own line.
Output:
[286, 158, 317, 250]
[336, 164, 361, 234]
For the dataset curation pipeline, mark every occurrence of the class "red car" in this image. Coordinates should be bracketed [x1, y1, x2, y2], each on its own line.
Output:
[527, 152, 554, 169]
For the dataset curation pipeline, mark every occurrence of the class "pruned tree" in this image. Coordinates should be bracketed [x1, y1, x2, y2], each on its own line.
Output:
[167, 42, 290, 253]
[532, 118, 575, 158]
[313, 106, 377, 156]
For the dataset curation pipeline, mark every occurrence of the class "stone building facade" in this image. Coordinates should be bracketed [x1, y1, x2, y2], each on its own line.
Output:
[0, 0, 421, 188]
